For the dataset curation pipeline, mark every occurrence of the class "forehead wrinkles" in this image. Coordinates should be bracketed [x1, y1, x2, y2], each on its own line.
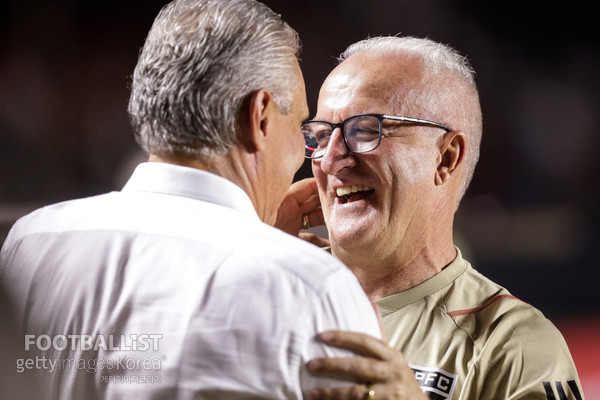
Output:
[318, 70, 363, 113]
[319, 70, 401, 117]
[321, 52, 429, 117]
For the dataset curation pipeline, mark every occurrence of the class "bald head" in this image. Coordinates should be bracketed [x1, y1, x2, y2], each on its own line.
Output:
[338, 37, 482, 200]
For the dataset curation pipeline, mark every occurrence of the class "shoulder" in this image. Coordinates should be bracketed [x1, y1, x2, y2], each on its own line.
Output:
[444, 265, 581, 396]
[443, 264, 570, 355]
[2, 192, 358, 297]
[473, 304, 582, 398]
[3, 194, 114, 247]
[225, 222, 357, 295]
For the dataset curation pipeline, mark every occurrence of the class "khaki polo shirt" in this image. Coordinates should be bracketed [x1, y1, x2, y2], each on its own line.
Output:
[378, 248, 584, 400]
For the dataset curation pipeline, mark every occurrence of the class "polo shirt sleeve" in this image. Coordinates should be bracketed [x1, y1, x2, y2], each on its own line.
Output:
[473, 307, 584, 399]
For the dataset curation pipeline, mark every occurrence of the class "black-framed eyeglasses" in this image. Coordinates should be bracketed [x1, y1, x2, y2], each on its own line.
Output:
[302, 113, 451, 159]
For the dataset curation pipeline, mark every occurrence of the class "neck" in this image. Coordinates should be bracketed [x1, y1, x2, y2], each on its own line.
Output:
[342, 186, 461, 302]
[333, 215, 457, 302]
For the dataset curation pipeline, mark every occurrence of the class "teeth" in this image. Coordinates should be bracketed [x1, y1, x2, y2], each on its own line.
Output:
[336, 184, 374, 197]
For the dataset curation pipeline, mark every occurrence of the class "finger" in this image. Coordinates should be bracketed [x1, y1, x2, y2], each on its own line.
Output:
[298, 232, 330, 248]
[289, 178, 319, 203]
[275, 181, 320, 232]
[307, 356, 392, 382]
[318, 330, 392, 360]
[304, 207, 325, 228]
[309, 384, 372, 400]
[299, 193, 322, 215]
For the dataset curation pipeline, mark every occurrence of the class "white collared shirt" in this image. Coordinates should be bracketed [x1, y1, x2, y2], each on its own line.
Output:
[1, 162, 382, 399]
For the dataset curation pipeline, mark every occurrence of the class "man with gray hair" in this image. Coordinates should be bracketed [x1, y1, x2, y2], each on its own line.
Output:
[0, 0, 381, 398]
[289, 36, 583, 399]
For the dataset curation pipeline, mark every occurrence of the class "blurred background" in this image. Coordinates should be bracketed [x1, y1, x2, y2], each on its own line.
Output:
[1, 0, 598, 396]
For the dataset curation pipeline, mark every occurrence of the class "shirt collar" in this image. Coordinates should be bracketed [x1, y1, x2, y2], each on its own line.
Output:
[122, 162, 259, 219]
[376, 247, 468, 316]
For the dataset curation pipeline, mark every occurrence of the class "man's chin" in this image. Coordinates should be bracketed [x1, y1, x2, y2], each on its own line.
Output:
[328, 223, 373, 252]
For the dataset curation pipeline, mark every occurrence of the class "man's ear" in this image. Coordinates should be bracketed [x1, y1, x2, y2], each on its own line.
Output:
[435, 131, 466, 185]
[242, 89, 273, 153]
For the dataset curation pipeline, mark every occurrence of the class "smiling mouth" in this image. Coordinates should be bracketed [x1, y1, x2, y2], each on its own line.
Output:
[336, 184, 374, 204]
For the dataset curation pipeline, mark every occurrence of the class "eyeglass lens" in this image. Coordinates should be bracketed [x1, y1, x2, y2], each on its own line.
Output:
[303, 115, 381, 158]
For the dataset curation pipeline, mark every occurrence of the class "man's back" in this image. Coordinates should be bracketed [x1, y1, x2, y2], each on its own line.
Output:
[1, 162, 381, 399]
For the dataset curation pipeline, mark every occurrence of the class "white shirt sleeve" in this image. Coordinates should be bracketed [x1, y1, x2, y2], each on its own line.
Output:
[297, 267, 383, 398]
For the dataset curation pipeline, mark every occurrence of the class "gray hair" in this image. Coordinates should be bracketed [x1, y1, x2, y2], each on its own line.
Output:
[340, 36, 482, 201]
[128, 0, 301, 158]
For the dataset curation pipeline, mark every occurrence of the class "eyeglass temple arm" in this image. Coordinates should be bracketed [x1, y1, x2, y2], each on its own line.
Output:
[381, 115, 451, 132]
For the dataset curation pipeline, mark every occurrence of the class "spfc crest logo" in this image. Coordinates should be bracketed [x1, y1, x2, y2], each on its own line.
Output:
[410, 364, 458, 400]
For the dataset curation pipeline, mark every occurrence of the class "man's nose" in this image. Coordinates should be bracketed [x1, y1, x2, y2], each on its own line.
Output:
[318, 128, 356, 175]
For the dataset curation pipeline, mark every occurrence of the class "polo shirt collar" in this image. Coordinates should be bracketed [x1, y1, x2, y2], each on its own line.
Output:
[376, 247, 468, 316]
